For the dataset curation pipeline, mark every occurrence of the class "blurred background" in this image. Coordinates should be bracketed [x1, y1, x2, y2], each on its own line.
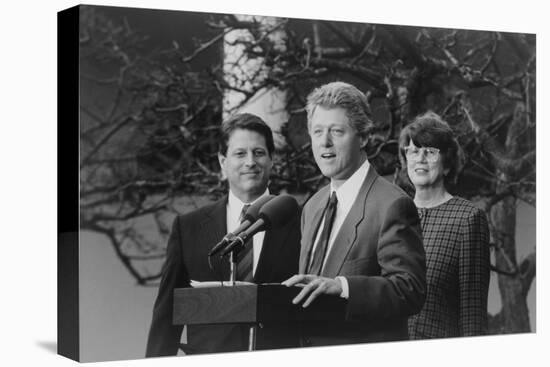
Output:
[77, 5, 535, 361]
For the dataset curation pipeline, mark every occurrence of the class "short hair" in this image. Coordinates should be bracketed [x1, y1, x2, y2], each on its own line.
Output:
[305, 81, 373, 139]
[218, 113, 275, 157]
[398, 111, 464, 188]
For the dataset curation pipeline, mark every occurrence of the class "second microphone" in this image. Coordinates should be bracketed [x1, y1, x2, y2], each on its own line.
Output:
[219, 194, 299, 257]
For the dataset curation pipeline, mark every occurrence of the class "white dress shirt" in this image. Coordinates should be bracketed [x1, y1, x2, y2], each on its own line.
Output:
[226, 189, 269, 276]
[309, 159, 370, 297]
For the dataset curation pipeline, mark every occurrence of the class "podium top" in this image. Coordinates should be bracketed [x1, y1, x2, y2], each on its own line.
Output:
[173, 283, 347, 325]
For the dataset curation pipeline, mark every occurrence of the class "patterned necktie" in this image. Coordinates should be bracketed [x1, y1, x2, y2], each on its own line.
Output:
[236, 204, 254, 282]
[308, 192, 338, 275]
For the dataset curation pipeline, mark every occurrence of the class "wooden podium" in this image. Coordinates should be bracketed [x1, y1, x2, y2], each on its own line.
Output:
[173, 283, 347, 350]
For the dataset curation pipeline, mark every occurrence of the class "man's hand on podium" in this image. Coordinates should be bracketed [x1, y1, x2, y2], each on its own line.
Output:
[282, 275, 343, 308]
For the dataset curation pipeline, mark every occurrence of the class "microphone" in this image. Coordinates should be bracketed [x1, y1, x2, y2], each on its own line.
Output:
[220, 195, 299, 257]
[207, 195, 275, 257]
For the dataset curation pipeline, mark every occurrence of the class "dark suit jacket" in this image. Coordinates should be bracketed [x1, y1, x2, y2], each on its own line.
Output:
[146, 195, 301, 357]
[298, 167, 426, 346]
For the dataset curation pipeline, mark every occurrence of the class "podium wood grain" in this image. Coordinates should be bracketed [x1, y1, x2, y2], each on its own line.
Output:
[173, 284, 346, 325]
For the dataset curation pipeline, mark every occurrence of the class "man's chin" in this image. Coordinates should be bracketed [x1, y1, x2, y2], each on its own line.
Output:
[319, 167, 336, 179]
[239, 181, 267, 194]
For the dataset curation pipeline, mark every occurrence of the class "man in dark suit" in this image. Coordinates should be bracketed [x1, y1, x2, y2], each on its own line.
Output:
[146, 113, 301, 357]
[283, 82, 426, 346]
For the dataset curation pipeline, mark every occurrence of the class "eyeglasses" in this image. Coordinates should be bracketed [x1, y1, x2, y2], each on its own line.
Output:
[403, 146, 441, 162]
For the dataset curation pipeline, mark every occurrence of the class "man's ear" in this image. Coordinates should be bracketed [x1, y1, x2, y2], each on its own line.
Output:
[359, 134, 368, 149]
[218, 153, 227, 180]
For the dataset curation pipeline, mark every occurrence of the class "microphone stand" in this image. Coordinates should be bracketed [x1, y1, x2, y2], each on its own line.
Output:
[227, 237, 244, 286]
[225, 239, 257, 351]
[229, 251, 236, 286]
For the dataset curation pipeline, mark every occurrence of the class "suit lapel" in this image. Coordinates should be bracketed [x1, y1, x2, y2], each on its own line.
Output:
[200, 196, 229, 276]
[201, 196, 227, 246]
[321, 168, 379, 278]
[299, 187, 330, 273]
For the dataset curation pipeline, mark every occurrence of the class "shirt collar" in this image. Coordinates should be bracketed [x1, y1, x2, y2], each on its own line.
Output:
[330, 159, 370, 210]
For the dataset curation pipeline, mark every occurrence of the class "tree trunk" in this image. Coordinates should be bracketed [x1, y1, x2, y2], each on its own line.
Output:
[490, 180, 531, 333]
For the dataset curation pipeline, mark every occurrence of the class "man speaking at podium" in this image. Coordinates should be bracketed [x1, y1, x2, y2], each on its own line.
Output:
[146, 113, 300, 357]
[283, 82, 426, 346]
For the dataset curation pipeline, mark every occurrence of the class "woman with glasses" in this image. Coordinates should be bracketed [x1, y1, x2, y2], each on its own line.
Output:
[398, 111, 490, 339]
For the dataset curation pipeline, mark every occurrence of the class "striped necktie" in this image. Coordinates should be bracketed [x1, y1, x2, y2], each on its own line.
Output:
[236, 204, 254, 282]
[308, 191, 338, 275]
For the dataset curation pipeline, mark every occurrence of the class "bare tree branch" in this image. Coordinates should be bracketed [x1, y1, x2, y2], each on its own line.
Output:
[81, 116, 139, 167]
[182, 28, 231, 63]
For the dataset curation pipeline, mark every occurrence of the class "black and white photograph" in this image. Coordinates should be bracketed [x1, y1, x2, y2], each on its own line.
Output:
[3, 1, 547, 367]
